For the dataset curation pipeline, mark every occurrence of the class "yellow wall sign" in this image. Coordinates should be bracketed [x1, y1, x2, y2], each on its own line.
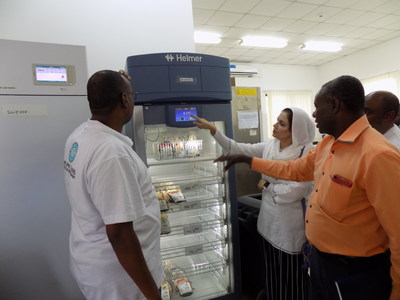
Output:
[236, 88, 257, 96]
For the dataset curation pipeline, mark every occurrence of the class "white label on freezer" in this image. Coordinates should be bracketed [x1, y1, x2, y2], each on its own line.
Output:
[185, 244, 203, 256]
[183, 223, 203, 235]
[2, 103, 48, 116]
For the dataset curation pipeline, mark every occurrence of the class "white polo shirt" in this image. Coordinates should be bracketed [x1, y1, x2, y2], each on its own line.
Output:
[384, 124, 400, 150]
[64, 120, 163, 300]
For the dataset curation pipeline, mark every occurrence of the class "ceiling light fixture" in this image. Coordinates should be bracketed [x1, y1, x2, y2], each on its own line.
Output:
[194, 31, 221, 44]
[240, 36, 288, 48]
[300, 41, 342, 52]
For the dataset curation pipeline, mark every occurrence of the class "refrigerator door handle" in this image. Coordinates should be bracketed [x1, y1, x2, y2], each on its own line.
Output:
[133, 105, 148, 166]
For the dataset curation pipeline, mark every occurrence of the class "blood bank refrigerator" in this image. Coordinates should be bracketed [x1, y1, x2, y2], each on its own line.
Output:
[125, 53, 241, 299]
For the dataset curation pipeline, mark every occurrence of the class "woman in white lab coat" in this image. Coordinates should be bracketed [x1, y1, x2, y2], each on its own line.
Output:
[193, 107, 315, 300]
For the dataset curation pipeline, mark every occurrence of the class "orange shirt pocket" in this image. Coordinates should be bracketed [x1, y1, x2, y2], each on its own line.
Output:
[320, 174, 353, 222]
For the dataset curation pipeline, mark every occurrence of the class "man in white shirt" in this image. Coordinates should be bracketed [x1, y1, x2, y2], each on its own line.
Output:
[365, 90, 400, 149]
[64, 70, 163, 300]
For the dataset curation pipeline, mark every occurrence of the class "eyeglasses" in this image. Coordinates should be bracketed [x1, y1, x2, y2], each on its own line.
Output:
[122, 91, 138, 101]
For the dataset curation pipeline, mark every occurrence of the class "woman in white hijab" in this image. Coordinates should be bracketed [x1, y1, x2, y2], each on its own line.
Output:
[193, 107, 315, 300]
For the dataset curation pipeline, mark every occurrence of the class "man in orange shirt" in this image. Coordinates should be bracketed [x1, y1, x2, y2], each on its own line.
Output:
[216, 75, 400, 300]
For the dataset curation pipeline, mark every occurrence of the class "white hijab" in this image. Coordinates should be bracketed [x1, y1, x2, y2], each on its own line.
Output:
[268, 107, 315, 162]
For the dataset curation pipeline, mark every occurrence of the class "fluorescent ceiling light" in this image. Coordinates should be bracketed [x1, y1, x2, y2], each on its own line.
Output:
[301, 41, 342, 52]
[240, 36, 287, 48]
[194, 31, 221, 44]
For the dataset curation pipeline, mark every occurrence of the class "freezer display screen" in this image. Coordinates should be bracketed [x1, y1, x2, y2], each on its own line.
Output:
[175, 107, 197, 122]
[35, 65, 68, 83]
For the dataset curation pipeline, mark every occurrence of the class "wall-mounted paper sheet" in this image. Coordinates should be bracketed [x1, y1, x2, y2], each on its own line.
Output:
[238, 110, 259, 129]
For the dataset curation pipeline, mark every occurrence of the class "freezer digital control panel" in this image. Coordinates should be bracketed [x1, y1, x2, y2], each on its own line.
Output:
[32, 64, 76, 86]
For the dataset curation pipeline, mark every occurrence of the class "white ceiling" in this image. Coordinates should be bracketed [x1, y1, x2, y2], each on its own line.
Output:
[192, 0, 400, 66]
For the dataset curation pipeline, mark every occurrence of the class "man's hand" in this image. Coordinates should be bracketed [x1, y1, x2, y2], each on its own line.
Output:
[106, 222, 161, 300]
[119, 69, 131, 81]
[258, 179, 267, 190]
[214, 154, 253, 172]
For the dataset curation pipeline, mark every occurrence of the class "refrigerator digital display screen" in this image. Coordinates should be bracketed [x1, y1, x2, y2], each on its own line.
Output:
[175, 107, 197, 122]
[35, 65, 68, 82]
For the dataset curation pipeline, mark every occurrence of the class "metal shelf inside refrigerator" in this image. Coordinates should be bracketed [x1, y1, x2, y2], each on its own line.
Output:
[171, 272, 229, 300]
[150, 161, 223, 185]
[164, 251, 230, 300]
[161, 230, 226, 260]
[161, 207, 225, 237]
[147, 155, 217, 166]
[164, 250, 227, 278]
[157, 183, 225, 214]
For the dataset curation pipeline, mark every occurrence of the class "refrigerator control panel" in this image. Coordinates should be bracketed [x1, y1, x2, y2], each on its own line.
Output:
[166, 105, 202, 128]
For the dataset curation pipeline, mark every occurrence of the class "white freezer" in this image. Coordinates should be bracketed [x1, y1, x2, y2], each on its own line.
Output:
[0, 39, 88, 299]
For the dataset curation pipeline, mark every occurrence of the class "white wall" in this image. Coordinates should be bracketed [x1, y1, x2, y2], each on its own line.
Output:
[319, 36, 400, 84]
[234, 63, 320, 95]
[0, 0, 195, 76]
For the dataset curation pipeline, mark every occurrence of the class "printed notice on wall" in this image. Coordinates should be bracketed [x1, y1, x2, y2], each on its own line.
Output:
[238, 110, 259, 129]
[2, 103, 48, 117]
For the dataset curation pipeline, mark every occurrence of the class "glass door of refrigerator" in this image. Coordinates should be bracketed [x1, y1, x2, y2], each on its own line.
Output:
[145, 122, 233, 300]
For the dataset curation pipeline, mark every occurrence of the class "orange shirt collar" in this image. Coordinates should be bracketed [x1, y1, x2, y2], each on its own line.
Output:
[337, 115, 370, 144]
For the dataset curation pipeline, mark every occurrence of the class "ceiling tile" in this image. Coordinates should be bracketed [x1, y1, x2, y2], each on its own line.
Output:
[349, 0, 390, 10]
[192, 0, 225, 10]
[284, 20, 319, 33]
[324, 0, 360, 8]
[367, 28, 397, 40]
[346, 12, 387, 27]
[344, 27, 378, 39]
[245, 48, 273, 56]
[249, 0, 291, 17]
[276, 2, 319, 19]
[233, 56, 256, 63]
[224, 48, 250, 56]
[325, 24, 358, 37]
[223, 27, 256, 38]
[296, 52, 320, 60]
[234, 14, 270, 28]
[325, 9, 364, 24]
[301, 6, 342, 22]
[278, 52, 302, 59]
[374, 0, 400, 14]
[385, 20, 400, 30]
[194, 25, 230, 38]
[368, 14, 400, 28]
[251, 57, 270, 63]
[347, 39, 379, 49]
[207, 11, 244, 26]
[192, 9, 215, 25]
[203, 47, 231, 56]
[305, 22, 339, 35]
[380, 31, 400, 41]
[298, 0, 329, 5]
[219, 0, 262, 13]
[260, 17, 295, 31]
